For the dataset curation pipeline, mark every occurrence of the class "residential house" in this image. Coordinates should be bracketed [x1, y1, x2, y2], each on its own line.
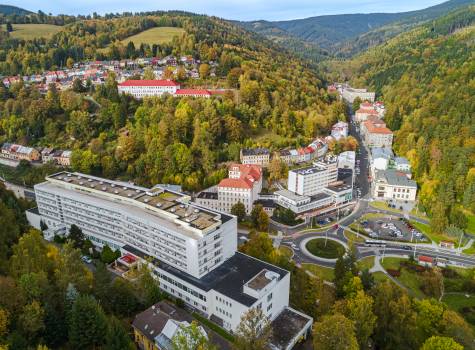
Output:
[240, 148, 271, 167]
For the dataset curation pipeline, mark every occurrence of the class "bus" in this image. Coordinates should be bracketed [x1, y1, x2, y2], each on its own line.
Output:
[364, 239, 386, 248]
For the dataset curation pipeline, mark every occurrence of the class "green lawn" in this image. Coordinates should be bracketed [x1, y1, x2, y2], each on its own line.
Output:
[411, 220, 467, 247]
[119, 27, 185, 46]
[305, 239, 345, 259]
[443, 294, 475, 311]
[278, 246, 293, 259]
[372, 271, 391, 284]
[463, 242, 475, 255]
[5, 24, 62, 40]
[357, 256, 375, 271]
[344, 230, 366, 244]
[370, 200, 427, 220]
[381, 257, 425, 298]
[301, 263, 335, 281]
[461, 208, 475, 234]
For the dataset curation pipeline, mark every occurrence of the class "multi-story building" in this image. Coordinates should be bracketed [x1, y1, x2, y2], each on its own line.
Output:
[118, 80, 180, 98]
[355, 102, 380, 122]
[369, 147, 394, 177]
[196, 164, 262, 215]
[361, 120, 393, 148]
[28, 172, 312, 345]
[240, 148, 271, 167]
[394, 157, 411, 172]
[0, 143, 40, 162]
[288, 159, 338, 197]
[373, 169, 417, 201]
[331, 121, 348, 141]
[341, 87, 375, 104]
[338, 151, 356, 172]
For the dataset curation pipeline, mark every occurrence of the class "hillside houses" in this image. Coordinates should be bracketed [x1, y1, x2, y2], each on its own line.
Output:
[1, 55, 217, 95]
[1, 143, 71, 166]
[1, 143, 40, 162]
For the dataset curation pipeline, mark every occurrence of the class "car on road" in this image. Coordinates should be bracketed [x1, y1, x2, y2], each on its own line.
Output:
[81, 255, 92, 264]
[239, 236, 249, 241]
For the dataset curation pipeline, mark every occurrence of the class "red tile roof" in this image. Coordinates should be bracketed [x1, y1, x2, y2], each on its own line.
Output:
[357, 107, 379, 115]
[118, 79, 180, 87]
[363, 120, 393, 135]
[218, 164, 262, 189]
[418, 255, 433, 263]
[175, 89, 211, 96]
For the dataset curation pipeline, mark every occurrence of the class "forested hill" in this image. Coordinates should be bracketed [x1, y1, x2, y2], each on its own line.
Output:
[0, 4, 31, 16]
[0, 12, 345, 191]
[350, 6, 475, 233]
[239, 0, 473, 58]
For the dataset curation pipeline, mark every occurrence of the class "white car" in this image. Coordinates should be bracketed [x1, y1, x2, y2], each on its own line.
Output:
[82, 256, 92, 264]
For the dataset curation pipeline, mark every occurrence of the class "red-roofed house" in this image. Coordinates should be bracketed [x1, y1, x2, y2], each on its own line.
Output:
[418, 255, 434, 267]
[355, 105, 380, 122]
[196, 164, 262, 214]
[361, 120, 393, 148]
[175, 89, 211, 98]
[118, 79, 180, 98]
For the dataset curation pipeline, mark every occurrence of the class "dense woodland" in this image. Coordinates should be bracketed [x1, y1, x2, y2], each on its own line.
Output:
[330, 7, 475, 234]
[0, 13, 346, 191]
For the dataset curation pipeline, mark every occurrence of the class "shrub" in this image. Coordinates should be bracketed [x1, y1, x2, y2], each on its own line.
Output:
[387, 269, 401, 277]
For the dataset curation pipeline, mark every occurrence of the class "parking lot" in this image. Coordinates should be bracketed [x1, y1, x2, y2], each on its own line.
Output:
[360, 216, 428, 242]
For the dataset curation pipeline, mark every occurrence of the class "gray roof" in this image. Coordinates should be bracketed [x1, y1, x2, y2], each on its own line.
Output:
[371, 147, 393, 160]
[124, 245, 288, 307]
[394, 157, 410, 165]
[275, 189, 309, 202]
[241, 148, 270, 156]
[376, 170, 417, 188]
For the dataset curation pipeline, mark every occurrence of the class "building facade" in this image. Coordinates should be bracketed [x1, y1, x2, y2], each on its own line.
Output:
[196, 164, 262, 215]
[118, 80, 180, 98]
[28, 172, 312, 339]
[373, 170, 417, 201]
[240, 148, 271, 167]
[361, 120, 393, 148]
[0, 143, 40, 162]
[288, 160, 338, 197]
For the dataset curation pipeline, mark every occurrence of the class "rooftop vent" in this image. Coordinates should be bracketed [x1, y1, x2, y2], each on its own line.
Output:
[127, 194, 132, 197]
[144, 199, 149, 203]
[156, 203, 162, 208]
[111, 184, 115, 188]
[102, 187, 107, 191]
[79, 182, 84, 185]
[114, 190, 119, 194]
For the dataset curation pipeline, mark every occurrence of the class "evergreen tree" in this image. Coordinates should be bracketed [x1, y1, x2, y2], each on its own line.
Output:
[68, 225, 85, 249]
[104, 316, 135, 350]
[231, 201, 246, 222]
[68, 295, 107, 349]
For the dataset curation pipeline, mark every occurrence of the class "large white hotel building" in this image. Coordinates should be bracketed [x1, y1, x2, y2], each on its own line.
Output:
[27, 172, 311, 348]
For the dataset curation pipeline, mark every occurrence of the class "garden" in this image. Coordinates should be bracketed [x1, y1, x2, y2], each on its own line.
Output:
[305, 238, 346, 259]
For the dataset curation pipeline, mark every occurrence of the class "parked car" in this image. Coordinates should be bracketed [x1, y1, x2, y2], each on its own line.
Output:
[82, 255, 92, 264]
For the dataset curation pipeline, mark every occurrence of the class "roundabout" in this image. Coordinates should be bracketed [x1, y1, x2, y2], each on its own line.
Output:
[305, 238, 346, 259]
[299, 234, 349, 264]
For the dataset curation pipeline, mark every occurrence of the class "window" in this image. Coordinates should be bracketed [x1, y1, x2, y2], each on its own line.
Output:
[267, 304, 272, 311]
[267, 293, 273, 302]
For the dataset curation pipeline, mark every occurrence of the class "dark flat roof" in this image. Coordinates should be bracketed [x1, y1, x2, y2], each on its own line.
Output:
[123, 245, 288, 307]
[197, 192, 218, 200]
[27, 207, 40, 215]
[311, 192, 332, 201]
[255, 199, 277, 208]
[270, 307, 313, 350]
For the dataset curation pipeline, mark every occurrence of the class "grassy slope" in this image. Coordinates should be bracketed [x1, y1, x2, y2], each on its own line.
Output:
[119, 27, 185, 46]
[5, 24, 62, 40]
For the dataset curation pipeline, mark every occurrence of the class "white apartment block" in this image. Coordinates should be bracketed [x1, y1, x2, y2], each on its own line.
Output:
[341, 87, 375, 104]
[240, 148, 271, 167]
[118, 80, 180, 98]
[373, 170, 417, 201]
[28, 172, 311, 343]
[288, 160, 338, 197]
